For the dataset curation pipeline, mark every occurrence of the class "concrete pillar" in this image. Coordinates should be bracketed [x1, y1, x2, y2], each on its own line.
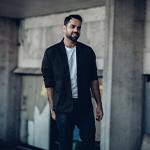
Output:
[0, 18, 21, 145]
[101, 0, 145, 150]
[143, 0, 150, 134]
[144, 0, 150, 74]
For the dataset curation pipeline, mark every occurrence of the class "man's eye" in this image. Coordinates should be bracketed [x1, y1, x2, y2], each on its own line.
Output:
[77, 26, 81, 30]
[70, 25, 81, 30]
[71, 25, 75, 28]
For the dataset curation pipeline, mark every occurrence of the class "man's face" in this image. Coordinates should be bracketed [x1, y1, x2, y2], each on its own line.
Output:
[64, 18, 82, 42]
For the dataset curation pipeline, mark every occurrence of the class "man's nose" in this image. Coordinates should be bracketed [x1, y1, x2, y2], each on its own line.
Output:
[74, 27, 79, 32]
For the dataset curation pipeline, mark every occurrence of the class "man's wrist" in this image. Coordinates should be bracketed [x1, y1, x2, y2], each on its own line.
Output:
[97, 102, 102, 108]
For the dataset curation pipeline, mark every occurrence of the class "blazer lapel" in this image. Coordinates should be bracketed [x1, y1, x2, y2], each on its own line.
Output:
[59, 40, 72, 98]
[59, 40, 69, 69]
[76, 42, 82, 78]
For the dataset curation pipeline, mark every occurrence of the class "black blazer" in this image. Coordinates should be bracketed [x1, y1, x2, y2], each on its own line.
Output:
[41, 40, 98, 113]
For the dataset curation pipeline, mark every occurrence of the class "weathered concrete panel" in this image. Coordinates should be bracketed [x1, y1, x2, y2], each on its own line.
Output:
[17, 7, 106, 148]
[18, 7, 105, 70]
[20, 76, 49, 149]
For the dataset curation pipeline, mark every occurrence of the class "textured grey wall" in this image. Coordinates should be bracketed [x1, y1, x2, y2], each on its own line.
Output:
[101, 0, 144, 150]
[18, 7, 105, 70]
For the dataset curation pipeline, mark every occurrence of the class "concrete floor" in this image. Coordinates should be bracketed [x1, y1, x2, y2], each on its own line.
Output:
[0, 145, 42, 150]
[51, 141, 100, 150]
[0, 142, 100, 150]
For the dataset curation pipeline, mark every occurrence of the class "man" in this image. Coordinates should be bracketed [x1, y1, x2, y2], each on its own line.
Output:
[41, 14, 103, 150]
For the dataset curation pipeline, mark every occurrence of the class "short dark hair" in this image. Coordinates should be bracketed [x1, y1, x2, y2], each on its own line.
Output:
[64, 14, 82, 25]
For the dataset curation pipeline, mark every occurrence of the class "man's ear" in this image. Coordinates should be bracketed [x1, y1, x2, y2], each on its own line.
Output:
[63, 25, 66, 32]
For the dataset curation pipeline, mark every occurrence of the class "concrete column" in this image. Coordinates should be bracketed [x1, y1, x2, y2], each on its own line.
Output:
[143, 0, 150, 134]
[101, 0, 145, 150]
[144, 0, 150, 74]
[0, 18, 21, 145]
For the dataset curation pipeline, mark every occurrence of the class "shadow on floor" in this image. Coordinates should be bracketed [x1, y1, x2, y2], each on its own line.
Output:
[51, 141, 100, 150]
[0, 141, 100, 150]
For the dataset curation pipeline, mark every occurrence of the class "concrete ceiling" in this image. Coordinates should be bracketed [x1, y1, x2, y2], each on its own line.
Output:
[0, 0, 105, 19]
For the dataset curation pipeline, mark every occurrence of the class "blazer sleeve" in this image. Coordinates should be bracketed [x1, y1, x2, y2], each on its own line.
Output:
[90, 48, 98, 81]
[41, 49, 55, 88]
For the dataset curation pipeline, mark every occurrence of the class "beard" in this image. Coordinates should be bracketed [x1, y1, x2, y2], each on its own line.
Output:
[66, 32, 80, 42]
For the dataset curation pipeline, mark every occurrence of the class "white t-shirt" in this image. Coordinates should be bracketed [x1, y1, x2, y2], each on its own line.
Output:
[65, 46, 78, 98]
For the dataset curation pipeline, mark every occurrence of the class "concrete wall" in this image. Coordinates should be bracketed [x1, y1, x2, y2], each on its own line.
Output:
[0, 18, 21, 145]
[101, 0, 145, 150]
[141, 1, 150, 149]
[17, 7, 105, 148]
[20, 76, 49, 149]
[0, 2, 148, 150]
[144, 0, 150, 74]
[18, 7, 105, 70]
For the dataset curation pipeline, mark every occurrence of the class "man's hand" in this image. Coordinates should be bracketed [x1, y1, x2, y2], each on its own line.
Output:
[50, 109, 56, 120]
[96, 104, 103, 121]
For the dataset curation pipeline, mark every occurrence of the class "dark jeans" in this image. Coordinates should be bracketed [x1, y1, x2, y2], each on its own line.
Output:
[55, 101, 95, 150]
